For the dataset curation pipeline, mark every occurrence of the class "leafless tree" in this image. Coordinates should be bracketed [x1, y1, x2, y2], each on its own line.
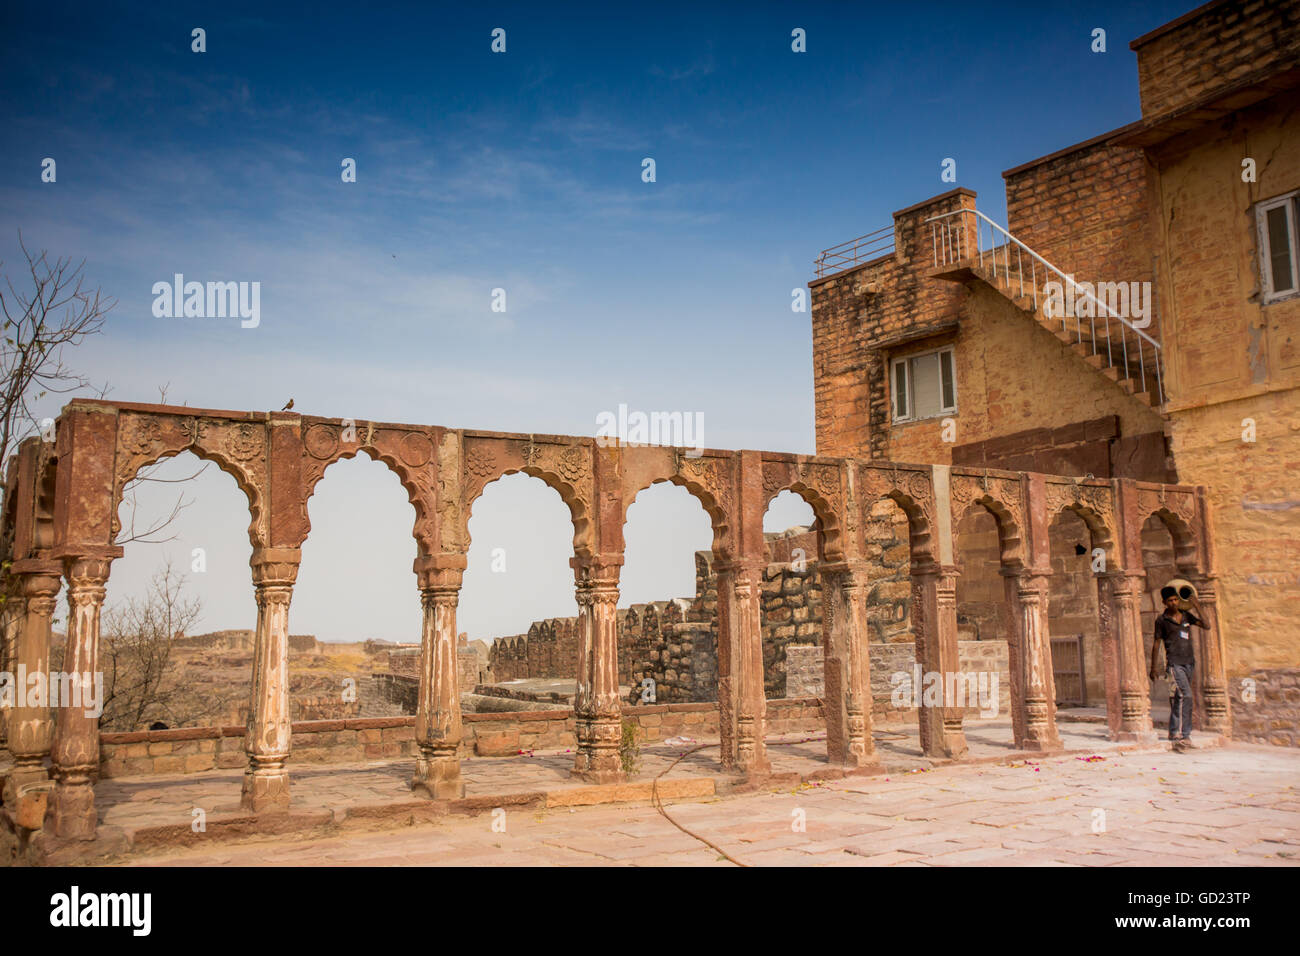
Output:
[0, 233, 206, 554]
[0, 232, 114, 468]
[98, 559, 213, 731]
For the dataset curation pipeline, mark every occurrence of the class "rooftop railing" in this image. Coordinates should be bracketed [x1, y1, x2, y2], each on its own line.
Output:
[814, 225, 895, 278]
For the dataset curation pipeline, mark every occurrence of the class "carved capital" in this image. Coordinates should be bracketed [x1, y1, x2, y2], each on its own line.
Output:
[820, 559, 870, 592]
[414, 552, 467, 594]
[251, 547, 301, 589]
[571, 554, 622, 605]
[17, 565, 62, 605]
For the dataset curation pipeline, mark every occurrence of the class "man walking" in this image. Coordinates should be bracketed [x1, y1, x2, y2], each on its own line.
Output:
[1149, 586, 1210, 751]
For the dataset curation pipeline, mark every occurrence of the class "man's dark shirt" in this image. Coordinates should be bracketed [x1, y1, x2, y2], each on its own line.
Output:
[1154, 610, 1204, 668]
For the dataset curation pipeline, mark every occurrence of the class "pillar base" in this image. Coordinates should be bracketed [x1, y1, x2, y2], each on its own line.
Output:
[834, 748, 879, 770]
[241, 763, 291, 814]
[1016, 734, 1064, 753]
[570, 767, 625, 785]
[412, 752, 465, 800]
[3, 759, 48, 809]
[939, 719, 969, 759]
[572, 715, 624, 783]
[49, 774, 96, 841]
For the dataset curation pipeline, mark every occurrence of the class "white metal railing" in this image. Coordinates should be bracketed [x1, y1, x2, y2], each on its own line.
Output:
[925, 207, 1164, 405]
[814, 224, 895, 278]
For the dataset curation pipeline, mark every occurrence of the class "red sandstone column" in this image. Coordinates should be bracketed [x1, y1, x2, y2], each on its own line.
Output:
[911, 561, 968, 758]
[0, 591, 17, 756]
[412, 554, 466, 798]
[571, 555, 623, 783]
[716, 559, 771, 775]
[1098, 570, 1157, 742]
[48, 551, 118, 840]
[821, 560, 876, 767]
[241, 547, 300, 813]
[3, 562, 61, 803]
[1190, 574, 1230, 735]
[1003, 569, 1063, 751]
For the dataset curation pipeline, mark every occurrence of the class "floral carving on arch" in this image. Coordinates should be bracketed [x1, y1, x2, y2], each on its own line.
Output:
[299, 421, 440, 554]
[760, 459, 843, 561]
[859, 465, 934, 563]
[620, 453, 734, 559]
[113, 411, 267, 548]
[459, 436, 594, 559]
[1044, 479, 1118, 558]
[951, 474, 1025, 569]
[1137, 485, 1202, 571]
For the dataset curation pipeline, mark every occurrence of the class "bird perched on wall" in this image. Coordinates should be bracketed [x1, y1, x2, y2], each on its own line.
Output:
[282, 398, 294, 410]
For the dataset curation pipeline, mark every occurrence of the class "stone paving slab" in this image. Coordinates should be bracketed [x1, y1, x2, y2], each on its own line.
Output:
[83, 733, 1300, 868]
[108, 741, 1300, 867]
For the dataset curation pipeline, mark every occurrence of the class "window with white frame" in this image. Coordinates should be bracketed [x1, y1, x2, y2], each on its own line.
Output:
[891, 346, 956, 423]
[1256, 190, 1300, 303]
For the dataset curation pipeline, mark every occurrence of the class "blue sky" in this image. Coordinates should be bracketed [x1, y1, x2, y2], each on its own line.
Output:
[1, 1, 1192, 643]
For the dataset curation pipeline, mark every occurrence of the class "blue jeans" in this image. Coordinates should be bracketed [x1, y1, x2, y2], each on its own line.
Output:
[1167, 663, 1194, 739]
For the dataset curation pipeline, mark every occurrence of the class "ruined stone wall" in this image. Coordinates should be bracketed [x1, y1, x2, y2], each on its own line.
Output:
[484, 523, 926, 702]
[785, 641, 1011, 719]
[864, 500, 912, 642]
[97, 699, 828, 777]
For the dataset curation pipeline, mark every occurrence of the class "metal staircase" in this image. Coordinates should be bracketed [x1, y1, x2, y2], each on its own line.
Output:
[926, 208, 1165, 408]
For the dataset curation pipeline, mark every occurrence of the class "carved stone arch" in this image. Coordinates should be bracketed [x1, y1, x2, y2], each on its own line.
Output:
[461, 467, 593, 561]
[760, 471, 843, 562]
[300, 424, 439, 554]
[1043, 480, 1119, 566]
[954, 496, 1025, 569]
[112, 414, 266, 550]
[1050, 501, 1117, 566]
[621, 474, 730, 560]
[859, 465, 937, 564]
[951, 473, 1027, 568]
[455, 435, 594, 560]
[1144, 507, 1201, 572]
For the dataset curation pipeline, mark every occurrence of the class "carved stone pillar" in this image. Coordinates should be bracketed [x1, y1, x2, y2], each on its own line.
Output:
[241, 548, 299, 814]
[716, 559, 771, 775]
[49, 552, 117, 840]
[911, 562, 968, 758]
[821, 561, 876, 767]
[571, 555, 623, 783]
[1002, 570, 1062, 752]
[1098, 570, 1157, 742]
[1189, 575, 1230, 736]
[0, 589, 19, 755]
[412, 554, 465, 799]
[3, 563, 60, 803]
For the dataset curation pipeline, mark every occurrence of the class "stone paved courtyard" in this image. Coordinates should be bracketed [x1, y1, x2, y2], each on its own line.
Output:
[111, 738, 1300, 866]
[91, 716, 1120, 840]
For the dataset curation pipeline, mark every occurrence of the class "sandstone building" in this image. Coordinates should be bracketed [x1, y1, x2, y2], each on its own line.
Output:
[809, 0, 1300, 745]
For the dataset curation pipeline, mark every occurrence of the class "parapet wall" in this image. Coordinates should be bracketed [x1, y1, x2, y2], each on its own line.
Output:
[97, 699, 827, 778]
[488, 529, 833, 702]
[786, 640, 1011, 718]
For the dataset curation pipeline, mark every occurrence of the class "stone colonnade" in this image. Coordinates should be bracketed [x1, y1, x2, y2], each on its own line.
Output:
[0, 401, 1227, 840]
